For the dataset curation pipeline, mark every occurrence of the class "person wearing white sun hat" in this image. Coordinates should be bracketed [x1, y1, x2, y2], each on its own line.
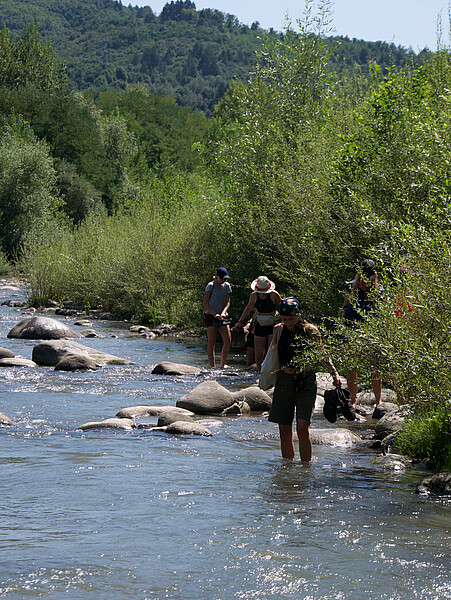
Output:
[235, 275, 282, 371]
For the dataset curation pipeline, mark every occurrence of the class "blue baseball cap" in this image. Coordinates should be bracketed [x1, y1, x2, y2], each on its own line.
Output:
[216, 267, 230, 279]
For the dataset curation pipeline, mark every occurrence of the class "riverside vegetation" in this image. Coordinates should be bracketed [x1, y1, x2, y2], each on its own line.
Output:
[0, 0, 450, 470]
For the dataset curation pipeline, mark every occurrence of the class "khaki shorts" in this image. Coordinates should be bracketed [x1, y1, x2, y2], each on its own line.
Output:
[268, 370, 317, 425]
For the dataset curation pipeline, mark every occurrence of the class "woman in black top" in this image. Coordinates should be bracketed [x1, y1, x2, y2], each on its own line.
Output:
[235, 275, 282, 371]
[268, 297, 341, 461]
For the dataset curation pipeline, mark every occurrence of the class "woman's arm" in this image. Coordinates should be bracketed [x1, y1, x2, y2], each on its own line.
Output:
[220, 293, 231, 317]
[236, 293, 256, 325]
[305, 323, 341, 388]
[271, 291, 282, 306]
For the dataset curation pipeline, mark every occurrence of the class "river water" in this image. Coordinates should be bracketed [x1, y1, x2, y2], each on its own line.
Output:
[0, 281, 449, 599]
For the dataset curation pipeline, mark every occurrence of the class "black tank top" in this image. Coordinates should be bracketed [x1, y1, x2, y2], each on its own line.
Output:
[255, 294, 277, 314]
[277, 322, 309, 368]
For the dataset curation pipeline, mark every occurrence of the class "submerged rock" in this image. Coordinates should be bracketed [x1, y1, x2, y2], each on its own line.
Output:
[79, 418, 135, 431]
[0, 348, 14, 359]
[164, 421, 212, 436]
[0, 357, 36, 367]
[309, 428, 362, 446]
[157, 411, 195, 427]
[415, 473, 451, 496]
[8, 316, 81, 340]
[116, 405, 194, 419]
[373, 454, 411, 470]
[32, 340, 130, 367]
[152, 361, 202, 375]
[176, 380, 234, 414]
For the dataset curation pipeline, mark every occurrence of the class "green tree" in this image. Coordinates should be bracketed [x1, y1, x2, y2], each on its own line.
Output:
[0, 22, 66, 90]
[0, 114, 60, 254]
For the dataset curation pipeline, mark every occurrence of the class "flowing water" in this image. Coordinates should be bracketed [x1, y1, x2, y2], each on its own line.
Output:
[0, 282, 449, 599]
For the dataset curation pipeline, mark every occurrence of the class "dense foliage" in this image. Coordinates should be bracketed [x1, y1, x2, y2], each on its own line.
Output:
[0, 0, 430, 113]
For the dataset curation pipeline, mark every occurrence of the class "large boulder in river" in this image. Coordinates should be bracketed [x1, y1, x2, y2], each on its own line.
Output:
[32, 340, 130, 367]
[374, 408, 409, 439]
[176, 380, 234, 414]
[415, 472, 451, 496]
[152, 361, 202, 375]
[231, 386, 272, 412]
[8, 316, 81, 340]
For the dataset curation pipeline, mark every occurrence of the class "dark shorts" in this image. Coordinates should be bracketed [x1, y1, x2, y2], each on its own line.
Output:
[268, 370, 317, 425]
[204, 313, 229, 328]
[254, 320, 274, 338]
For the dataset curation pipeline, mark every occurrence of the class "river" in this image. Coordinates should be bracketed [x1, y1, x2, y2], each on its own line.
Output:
[0, 281, 449, 599]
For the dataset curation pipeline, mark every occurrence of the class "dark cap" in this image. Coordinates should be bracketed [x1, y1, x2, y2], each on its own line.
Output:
[279, 297, 301, 316]
[361, 259, 376, 277]
[216, 267, 230, 280]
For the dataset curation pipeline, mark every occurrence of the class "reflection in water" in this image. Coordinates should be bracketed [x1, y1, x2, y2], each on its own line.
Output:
[0, 284, 450, 599]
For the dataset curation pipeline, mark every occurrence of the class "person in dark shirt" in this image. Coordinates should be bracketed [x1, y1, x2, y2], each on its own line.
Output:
[235, 275, 282, 371]
[341, 259, 383, 407]
[268, 297, 341, 461]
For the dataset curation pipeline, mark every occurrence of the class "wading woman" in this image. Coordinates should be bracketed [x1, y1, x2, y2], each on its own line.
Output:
[235, 276, 281, 371]
[267, 297, 341, 461]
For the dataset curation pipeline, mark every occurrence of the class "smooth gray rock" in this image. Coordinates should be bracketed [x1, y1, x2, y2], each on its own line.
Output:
[152, 361, 202, 375]
[54, 354, 99, 371]
[0, 412, 13, 426]
[0, 357, 36, 367]
[415, 472, 451, 495]
[309, 428, 362, 446]
[79, 418, 135, 431]
[116, 405, 194, 419]
[80, 329, 100, 338]
[157, 411, 194, 426]
[231, 386, 272, 411]
[374, 409, 408, 439]
[176, 380, 235, 414]
[0, 347, 14, 359]
[165, 421, 212, 436]
[372, 402, 399, 419]
[8, 316, 81, 339]
[32, 340, 130, 366]
[373, 454, 411, 470]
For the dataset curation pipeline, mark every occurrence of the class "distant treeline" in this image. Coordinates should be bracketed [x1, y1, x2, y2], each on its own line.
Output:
[0, 0, 431, 113]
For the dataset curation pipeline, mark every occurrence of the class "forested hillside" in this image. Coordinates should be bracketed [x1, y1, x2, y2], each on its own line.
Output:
[0, 0, 430, 113]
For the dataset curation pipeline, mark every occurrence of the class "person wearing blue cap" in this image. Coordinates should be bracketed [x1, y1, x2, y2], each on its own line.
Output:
[203, 267, 232, 368]
[268, 297, 341, 461]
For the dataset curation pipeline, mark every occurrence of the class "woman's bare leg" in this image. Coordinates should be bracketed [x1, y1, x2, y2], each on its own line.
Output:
[206, 326, 217, 367]
[346, 370, 358, 407]
[254, 335, 267, 371]
[296, 419, 312, 462]
[279, 424, 295, 459]
[218, 325, 231, 368]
